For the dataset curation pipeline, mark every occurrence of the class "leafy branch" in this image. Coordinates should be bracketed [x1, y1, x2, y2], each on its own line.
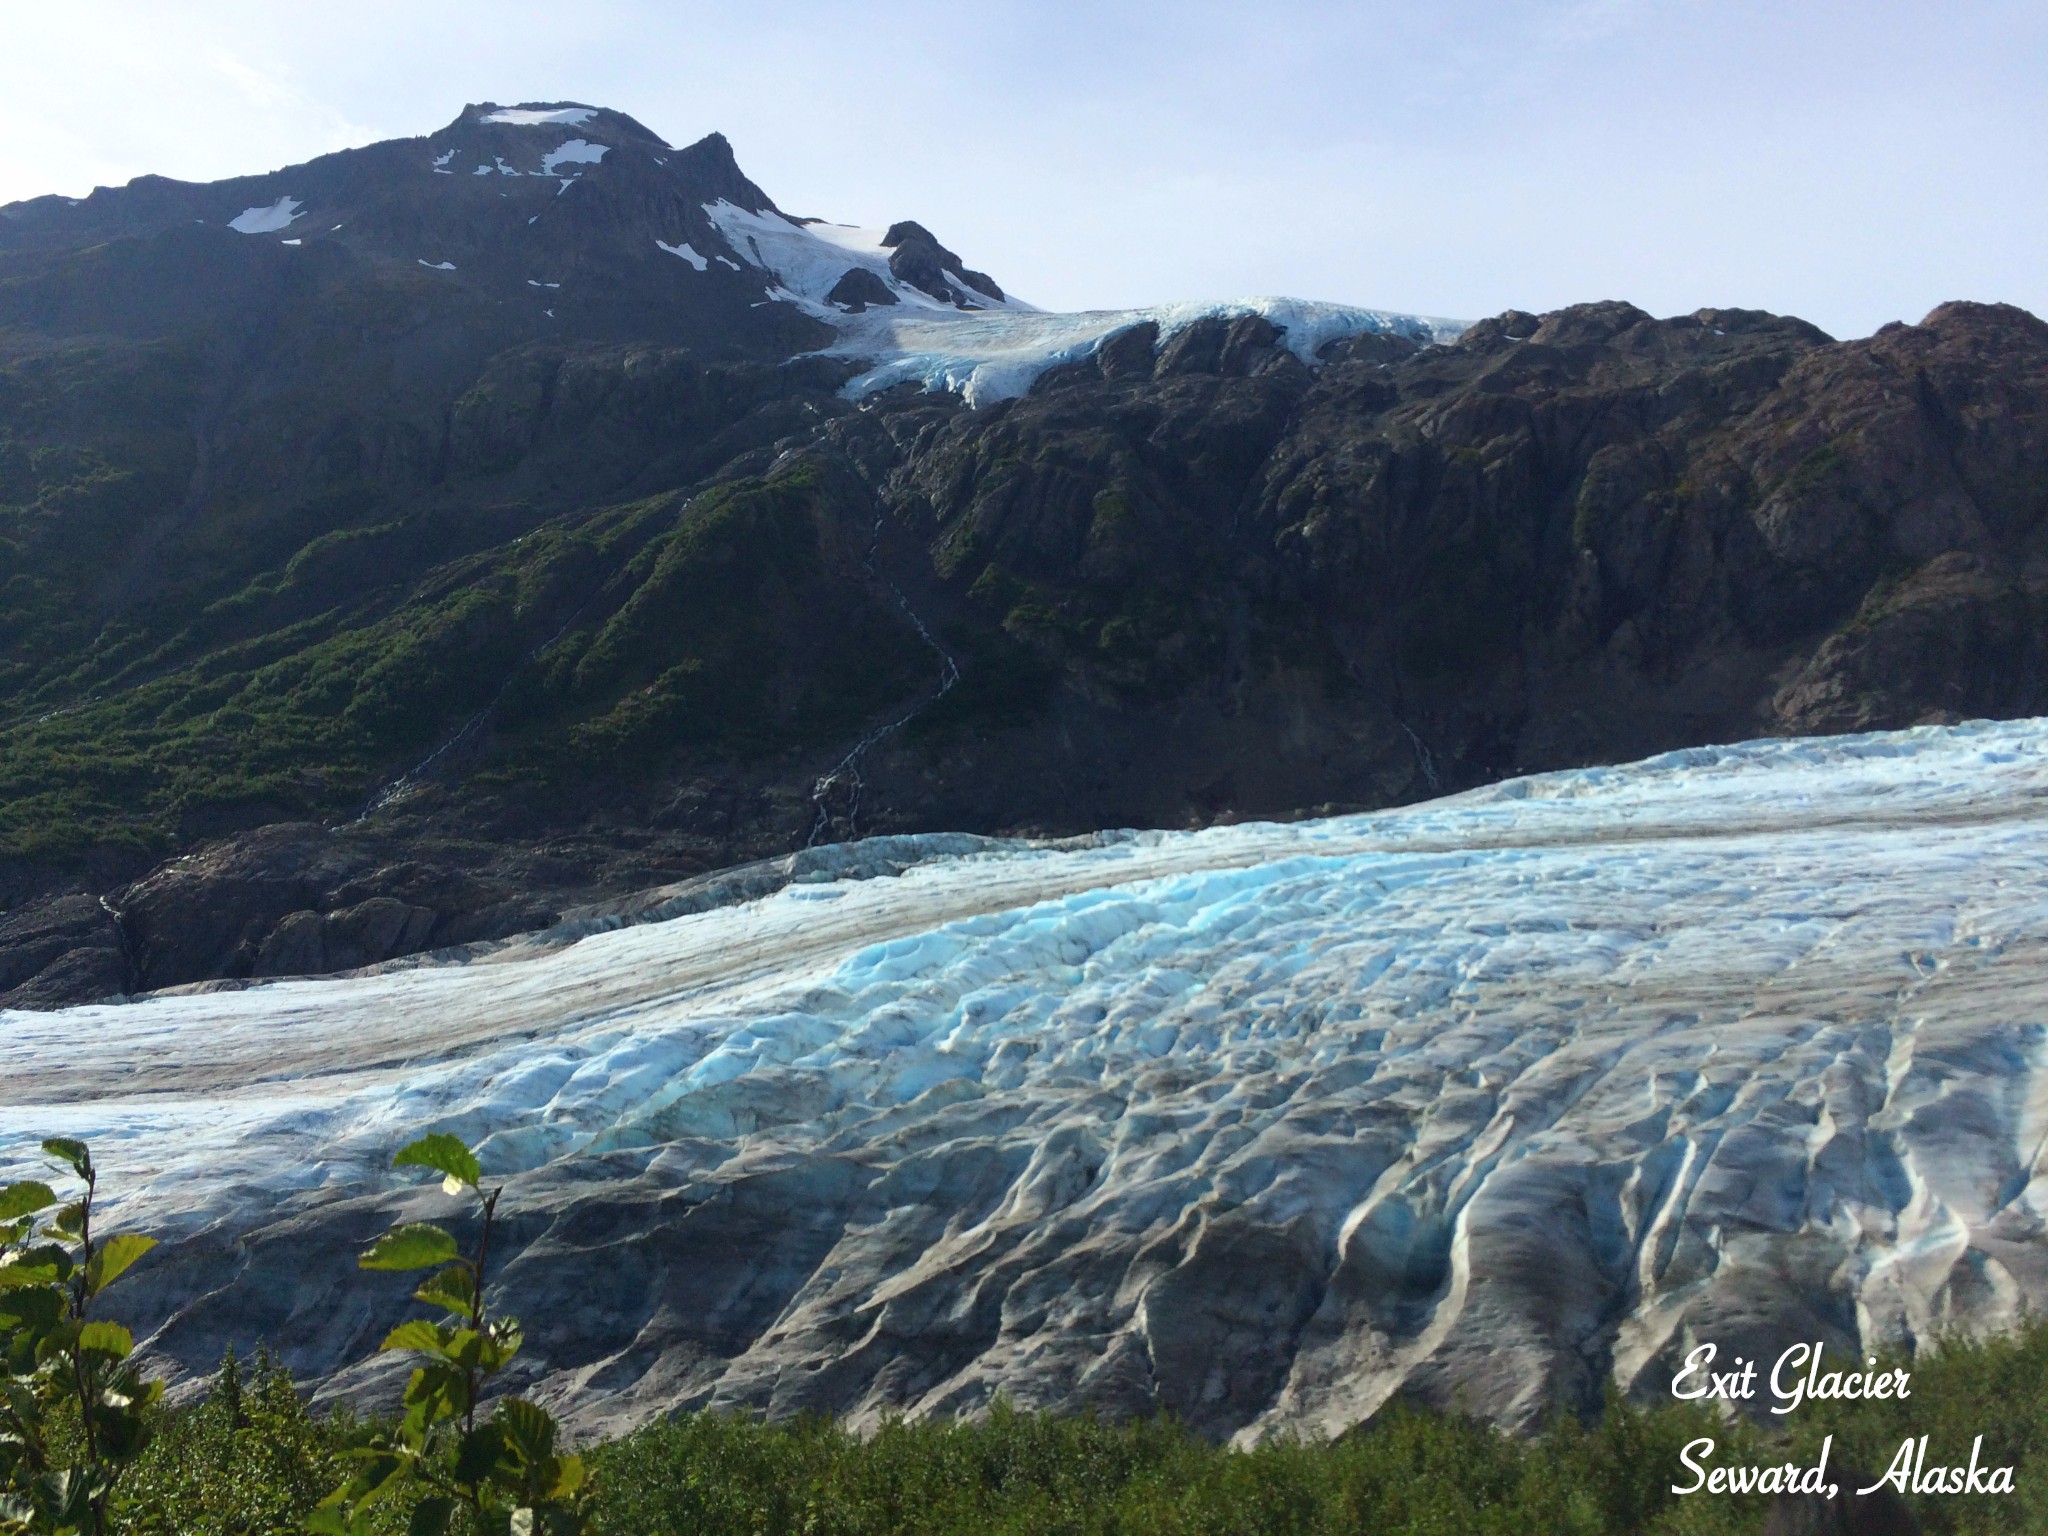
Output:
[308, 1133, 588, 1535]
[0, 1139, 161, 1535]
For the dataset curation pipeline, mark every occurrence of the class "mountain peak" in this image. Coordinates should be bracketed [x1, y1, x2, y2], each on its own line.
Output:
[0, 101, 1459, 408]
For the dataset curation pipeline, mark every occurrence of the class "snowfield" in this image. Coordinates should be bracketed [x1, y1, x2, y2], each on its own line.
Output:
[227, 196, 303, 234]
[482, 107, 598, 127]
[8, 720, 2048, 1438]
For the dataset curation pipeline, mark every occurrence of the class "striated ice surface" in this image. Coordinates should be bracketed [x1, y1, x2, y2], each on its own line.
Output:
[8, 720, 2048, 1438]
[822, 297, 1470, 407]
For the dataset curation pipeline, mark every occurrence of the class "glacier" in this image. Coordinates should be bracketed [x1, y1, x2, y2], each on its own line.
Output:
[694, 199, 1466, 405]
[816, 296, 1469, 408]
[7, 719, 2048, 1439]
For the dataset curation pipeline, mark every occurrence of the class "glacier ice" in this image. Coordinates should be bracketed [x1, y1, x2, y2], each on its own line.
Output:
[820, 296, 1469, 408]
[694, 198, 1462, 406]
[8, 719, 2048, 1439]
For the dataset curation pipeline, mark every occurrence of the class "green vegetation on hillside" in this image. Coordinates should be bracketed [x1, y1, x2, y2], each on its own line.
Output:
[0, 462, 937, 862]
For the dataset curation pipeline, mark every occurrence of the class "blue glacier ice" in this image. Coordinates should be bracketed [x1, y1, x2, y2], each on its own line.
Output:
[6, 718, 2048, 1438]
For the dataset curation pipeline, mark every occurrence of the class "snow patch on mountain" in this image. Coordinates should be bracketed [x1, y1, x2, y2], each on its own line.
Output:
[539, 139, 608, 177]
[6, 720, 2048, 1435]
[228, 196, 303, 234]
[700, 201, 1033, 315]
[484, 106, 597, 127]
[656, 238, 708, 271]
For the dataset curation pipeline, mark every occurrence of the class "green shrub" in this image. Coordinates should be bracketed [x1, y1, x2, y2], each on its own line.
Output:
[308, 1133, 588, 1536]
[0, 1140, 164, 1533]
[113, 1349, 364, 1536]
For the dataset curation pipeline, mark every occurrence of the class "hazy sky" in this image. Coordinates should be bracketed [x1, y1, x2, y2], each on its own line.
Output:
[3, 1, 2042, 337]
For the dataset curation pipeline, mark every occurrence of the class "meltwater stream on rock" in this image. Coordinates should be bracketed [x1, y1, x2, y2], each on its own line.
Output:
[6, 719, 2048, 1441]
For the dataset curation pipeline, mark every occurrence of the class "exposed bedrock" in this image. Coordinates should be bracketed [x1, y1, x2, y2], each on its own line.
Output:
[10, 721, 2048, 1442]
[6, 292, 2048, 1006]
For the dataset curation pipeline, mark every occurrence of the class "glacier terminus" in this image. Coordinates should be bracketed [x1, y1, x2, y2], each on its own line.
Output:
[5, 717, 2048, 1441]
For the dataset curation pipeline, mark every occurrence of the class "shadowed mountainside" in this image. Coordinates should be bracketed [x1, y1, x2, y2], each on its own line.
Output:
[3, 104, 2048, 1004]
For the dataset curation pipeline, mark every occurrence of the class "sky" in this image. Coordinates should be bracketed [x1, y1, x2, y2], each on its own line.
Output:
[1, 0, 2042, 338]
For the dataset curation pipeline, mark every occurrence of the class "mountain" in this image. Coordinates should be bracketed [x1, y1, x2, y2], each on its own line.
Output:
[3, 103, 2047, 1012]
[13, 717, 2047, 1440]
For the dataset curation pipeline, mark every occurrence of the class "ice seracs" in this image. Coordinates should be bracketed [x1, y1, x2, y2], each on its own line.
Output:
[821, 296, 1467, 407]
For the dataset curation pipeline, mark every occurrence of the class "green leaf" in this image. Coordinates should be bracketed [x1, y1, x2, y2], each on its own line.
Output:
[40, 1138, 90, 1181]
[393, 1133, 481, 1191]
[401, 1362, 467, 1429]
[495, 1397, 558, 1465]
[551, 1453, 587, 1499]
[0, 1261, 62, 1292]
[0, 1183, 55, 1222]
[77, 1320, 133, 1359]
[413, 1265, 478, 1320]
[53, 1201, 85, 1235]
[452, 1422, 505, 1485]
[84, 1232, 156, 1295]
[408, 1495, 455, 1536]
[359, 1223, 460, 1271]
[478, 1317, 523, 1374]
[34, 1464, 106, 1526]
[0, 1286, 62, 1332]
[379, 1319, 450, 1355]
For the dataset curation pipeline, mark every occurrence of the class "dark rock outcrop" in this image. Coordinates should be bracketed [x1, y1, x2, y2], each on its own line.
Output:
[824, 266, 898, 312]
[0, 893, 128, 1007]
[881, 219, 1005, 306]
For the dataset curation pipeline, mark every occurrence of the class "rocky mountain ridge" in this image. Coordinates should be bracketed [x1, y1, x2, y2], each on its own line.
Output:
[3, 105, 2047, 1007]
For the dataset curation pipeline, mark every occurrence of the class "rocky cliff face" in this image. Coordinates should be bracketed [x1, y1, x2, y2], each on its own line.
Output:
[2, 107, 2047, 1006]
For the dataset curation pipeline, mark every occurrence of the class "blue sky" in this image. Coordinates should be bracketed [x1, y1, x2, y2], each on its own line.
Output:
[4, 1, 2042, 337]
